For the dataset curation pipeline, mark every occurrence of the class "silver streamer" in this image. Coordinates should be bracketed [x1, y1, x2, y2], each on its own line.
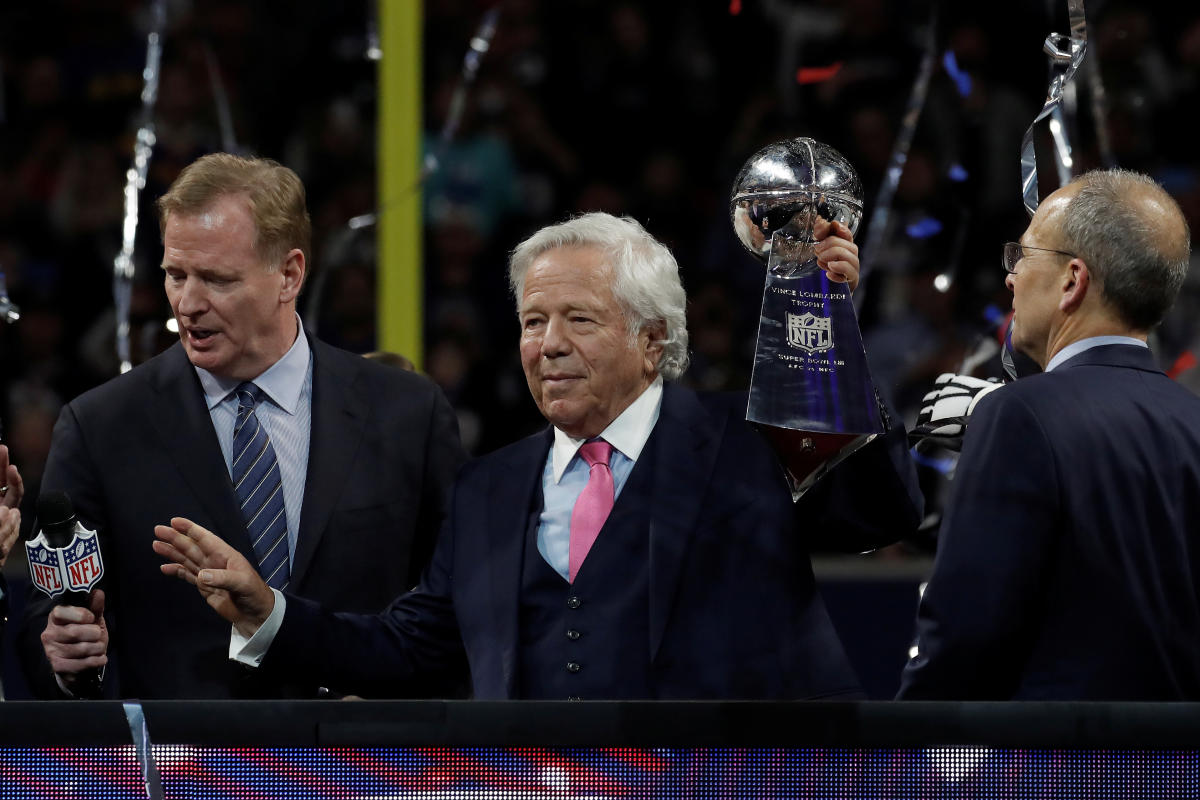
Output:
[857, 11, 938, 307]
[122, 702, 164, 799]
[1048, 102, 1074, 186]
[113, 0, 166, 374]
[0, 272, 20, 324]
[1085, 33, 1116, 168]
[1020, 0, 1087, 217]
[421, 6, 501, 181]
[366, 0, 382, 61]
[203, 42, 239, 154]
[308, 7, 500, 333]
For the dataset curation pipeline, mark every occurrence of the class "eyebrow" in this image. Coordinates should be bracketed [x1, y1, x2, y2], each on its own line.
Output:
[160, 262, 234, 281]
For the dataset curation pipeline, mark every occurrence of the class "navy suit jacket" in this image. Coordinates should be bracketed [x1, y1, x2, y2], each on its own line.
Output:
[268, 382, 922, 699]
[899, 344, 1200, 700]
[19, 336, 464, 699]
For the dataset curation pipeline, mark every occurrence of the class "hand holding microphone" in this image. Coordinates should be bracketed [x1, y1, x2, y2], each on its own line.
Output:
[28, 491, 106, 697]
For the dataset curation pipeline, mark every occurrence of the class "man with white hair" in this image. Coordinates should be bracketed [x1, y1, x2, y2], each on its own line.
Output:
[155, 212, 922, 699]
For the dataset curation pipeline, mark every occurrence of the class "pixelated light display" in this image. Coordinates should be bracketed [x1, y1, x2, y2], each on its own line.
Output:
[0, 746, 1196, 799]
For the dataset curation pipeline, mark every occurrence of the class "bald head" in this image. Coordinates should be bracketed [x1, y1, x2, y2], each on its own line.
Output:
[1057, 169, 1191, 331]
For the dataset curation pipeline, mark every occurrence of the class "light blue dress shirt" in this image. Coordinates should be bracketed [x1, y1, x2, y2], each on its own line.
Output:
[194, 323, 313, 566]
[537, 377, 664, 580]
[1045, 335, 1148, 372]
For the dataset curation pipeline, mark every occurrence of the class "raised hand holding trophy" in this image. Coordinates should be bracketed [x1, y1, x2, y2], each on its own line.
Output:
[731, 137, 886, 500]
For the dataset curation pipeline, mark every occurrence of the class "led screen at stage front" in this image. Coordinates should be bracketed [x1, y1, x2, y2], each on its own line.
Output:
[0, 746, 1195, 798]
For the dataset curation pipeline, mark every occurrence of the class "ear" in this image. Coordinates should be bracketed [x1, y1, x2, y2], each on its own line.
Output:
[641, 320, 667, 373]
[1058, 258, 1090, 313]
[279, 249, 305, 304]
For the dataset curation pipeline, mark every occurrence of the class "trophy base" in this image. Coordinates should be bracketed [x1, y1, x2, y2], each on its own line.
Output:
[755, 425, 877, 502]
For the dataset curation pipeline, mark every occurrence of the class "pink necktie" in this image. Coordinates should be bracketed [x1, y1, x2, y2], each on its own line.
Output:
[568, 439, 614, 583]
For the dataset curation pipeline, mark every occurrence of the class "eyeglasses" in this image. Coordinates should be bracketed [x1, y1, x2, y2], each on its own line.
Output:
[1002, 242, 1076, 274]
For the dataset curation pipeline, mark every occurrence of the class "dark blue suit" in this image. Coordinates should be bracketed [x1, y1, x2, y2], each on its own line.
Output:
[267, 383, 922, 699]
[899, 344, 1200, 700]
[19, 337, 464, 698]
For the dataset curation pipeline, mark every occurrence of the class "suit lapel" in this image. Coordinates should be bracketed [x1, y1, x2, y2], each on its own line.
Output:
[290, 338, 367, 586]
[647, 384, 725, 661]
[486, 429, 551, 696]
[146, 344, 255, 562]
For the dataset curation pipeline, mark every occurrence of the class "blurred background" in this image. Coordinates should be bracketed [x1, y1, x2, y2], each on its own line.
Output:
[1, 0, 1198, 696]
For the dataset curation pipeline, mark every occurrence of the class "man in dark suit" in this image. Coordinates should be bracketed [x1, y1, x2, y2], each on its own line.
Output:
[155, 212, 921, 699]
[22, 154, 463, 699]
[898, 169, 1199, 700]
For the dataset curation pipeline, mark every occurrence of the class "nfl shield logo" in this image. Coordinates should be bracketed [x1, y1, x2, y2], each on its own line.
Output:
[62, 530, 105, 592]
[786, 312, 834, 354]
[25, 538, 65, 598]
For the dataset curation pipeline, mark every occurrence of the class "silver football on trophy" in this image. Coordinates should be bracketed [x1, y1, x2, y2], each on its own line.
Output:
[731, 137, 864, 272]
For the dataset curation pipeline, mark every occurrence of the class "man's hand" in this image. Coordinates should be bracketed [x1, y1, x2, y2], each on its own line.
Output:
[0, 443, 24, 510]
[153, 517, 275, 638]
[42, 589, 108, 681]
[0, 505, 18, 570]
[813, 218, 860, 292]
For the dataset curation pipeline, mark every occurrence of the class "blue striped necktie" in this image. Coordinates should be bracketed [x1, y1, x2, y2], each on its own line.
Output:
[232, 382, 290, 590]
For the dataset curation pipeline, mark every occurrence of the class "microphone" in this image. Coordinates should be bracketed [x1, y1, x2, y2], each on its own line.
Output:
[26, 491, 105, 697]
[36, 492, 90, 606]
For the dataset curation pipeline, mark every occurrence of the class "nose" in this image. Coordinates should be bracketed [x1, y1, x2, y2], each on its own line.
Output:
[540, 316, 570, 358]
[1004, 272, 1015, 292]
[175, 279, 208, 317]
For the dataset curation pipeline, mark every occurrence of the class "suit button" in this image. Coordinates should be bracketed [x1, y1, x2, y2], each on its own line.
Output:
[567, 596, 581, 609]
[567, 662, 582, 673]
[566, 629, 581, 640]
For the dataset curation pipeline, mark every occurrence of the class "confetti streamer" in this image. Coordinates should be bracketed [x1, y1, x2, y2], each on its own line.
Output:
[202, 42, 239, 154]
[1019, 0, 1087, 217]
[112, 0, 167, 373]
[421, 6, 501, 181]
[857, 9, 938, 305]
[366, 0, 383, 61]
[0, 272, 19, 324]
[795, 62, 843, 84]
[123, 702, 164, 800]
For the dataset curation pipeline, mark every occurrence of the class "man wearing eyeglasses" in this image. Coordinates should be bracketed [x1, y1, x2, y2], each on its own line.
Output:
[899, 168, 1200, 700]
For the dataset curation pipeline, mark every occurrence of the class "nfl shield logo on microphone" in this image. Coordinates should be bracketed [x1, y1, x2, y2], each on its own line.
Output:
[62, 531, 105, 592]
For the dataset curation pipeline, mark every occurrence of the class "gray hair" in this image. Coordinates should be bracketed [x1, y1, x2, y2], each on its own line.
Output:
[1060, 169, 1191, 330]
[508, 212, 690, 380]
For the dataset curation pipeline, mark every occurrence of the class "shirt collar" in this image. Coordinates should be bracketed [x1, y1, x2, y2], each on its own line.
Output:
[196, 315, 310, 414]
[550, 376, 664, 483]
[1045, 335, 1148, 372]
